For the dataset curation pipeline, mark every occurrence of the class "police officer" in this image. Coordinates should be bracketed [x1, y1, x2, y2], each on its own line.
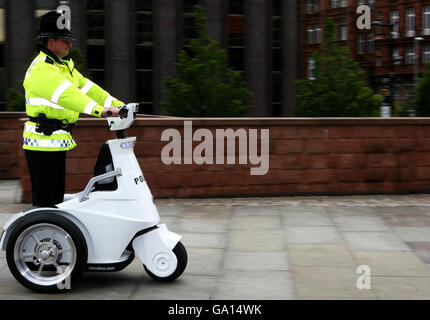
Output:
[23, 11, 123, 207]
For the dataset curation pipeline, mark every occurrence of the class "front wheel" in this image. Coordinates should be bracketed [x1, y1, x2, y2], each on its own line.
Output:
[144, 241, 187, 282]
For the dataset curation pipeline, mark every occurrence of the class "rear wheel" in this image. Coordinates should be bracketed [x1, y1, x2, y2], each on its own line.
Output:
[6, 212, 87, 292]
[144, 241, 187, 282]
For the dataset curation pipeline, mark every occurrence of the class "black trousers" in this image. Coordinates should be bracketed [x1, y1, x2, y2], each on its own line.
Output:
[25, 150, 67, 207]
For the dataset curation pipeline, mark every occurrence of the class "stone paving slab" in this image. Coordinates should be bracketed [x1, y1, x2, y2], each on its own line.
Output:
[290, 266, 376, 300]
[213, 271, 295, 300]
[342, 232, 411, 252]
[371, 276, 430, 300]
[353, 251, 430, 277]
[287, 244, 355, 267]
[223, 251, 290, 271]
[284, 226, 343, 244]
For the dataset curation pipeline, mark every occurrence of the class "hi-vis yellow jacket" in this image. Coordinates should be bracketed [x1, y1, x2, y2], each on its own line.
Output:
[23, 48, 124, 151]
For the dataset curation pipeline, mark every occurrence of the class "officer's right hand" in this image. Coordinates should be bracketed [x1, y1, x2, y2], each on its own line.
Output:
[102, 107, 120, 117]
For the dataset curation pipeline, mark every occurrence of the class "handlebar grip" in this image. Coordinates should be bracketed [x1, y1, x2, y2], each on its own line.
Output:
[119, 108, 128, 119]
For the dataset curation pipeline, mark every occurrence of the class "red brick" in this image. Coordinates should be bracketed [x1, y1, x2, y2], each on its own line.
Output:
[145, 173, 182, 188]
[300, 154, 329, 169]
[417, 126, 430, 138]
[416, 167, 430, 180]
[367, 154, 396, 168]
[304, 169, 333, 184]
[390, 139, 415, 153]
[327, 127, 354, 139]
[329, 140, 363, 154]
[304, 140, 329, 154]
[334, 169, 364, 183]
[392, 168, 416, 181]
[363, 168, 395, 183]
[362, 139, 391, 154]
[271, 140, 304, 154]
[417, 139, 430, 152]
[395, 153, 416, 168]
[416, 153, 430, 167]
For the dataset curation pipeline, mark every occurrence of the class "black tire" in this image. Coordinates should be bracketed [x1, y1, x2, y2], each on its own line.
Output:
[5, 211, 88, 293]
[144, 241, 188, 282]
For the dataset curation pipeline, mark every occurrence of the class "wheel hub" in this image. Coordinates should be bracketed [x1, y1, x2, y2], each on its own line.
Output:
[36, 242, 58, 264]
[153, 253, 171, 272]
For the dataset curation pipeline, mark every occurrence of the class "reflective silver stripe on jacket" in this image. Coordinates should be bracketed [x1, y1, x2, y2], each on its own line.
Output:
[24, 57, 45, 79]
[25, 97, 65, 110]
[51, 80, 72, 104]
[103, 96, 115, 108]
[23, 137, 75, 148]
[80, 80, 93, 94]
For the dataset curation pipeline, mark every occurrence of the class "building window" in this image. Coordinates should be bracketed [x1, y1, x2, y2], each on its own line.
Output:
[307, 25, 314, 44]
[315, 24, 322, 43]
[357, 34, 366, 55]
[307, 0, 320, 14]
[423, 6, 430, 35]
[87, 0, 105, 87]
[406, 46, 414, 65]
[406, 8, 415, 38]
[136, 0, 153, 114]
[390, 10, 399, 39]
[228, 0, 244, 71]
[183, 0, 199, 13]
[393, 47, 401, 65]
[375, 49, 382, 67]
[331, 0, 346, 9]
[367, 33, 374, 53]
[307, 56, 315, 80]
[423, 45, 430, 64]
[307, 24, 321, 45]
[340, 18, 347, 41]
[183, 1, 199, 46]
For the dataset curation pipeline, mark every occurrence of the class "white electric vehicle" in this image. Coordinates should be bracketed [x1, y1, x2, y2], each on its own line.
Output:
[0, 103, 187, 292]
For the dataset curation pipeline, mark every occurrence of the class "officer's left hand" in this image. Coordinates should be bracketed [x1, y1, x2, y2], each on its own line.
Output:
[102, 107, 120, 117]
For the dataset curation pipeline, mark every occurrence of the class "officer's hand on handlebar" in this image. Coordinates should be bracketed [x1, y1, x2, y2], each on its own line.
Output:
[102, 107, 120, 118]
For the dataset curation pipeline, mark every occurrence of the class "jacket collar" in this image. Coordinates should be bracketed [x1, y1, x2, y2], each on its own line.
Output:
[41, 47, 66, 64]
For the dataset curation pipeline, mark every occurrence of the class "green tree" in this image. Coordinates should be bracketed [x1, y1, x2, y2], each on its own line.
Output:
[295, 18, 382, 117]
[162, 5, 251, 117]
[411, 63, 430, 116]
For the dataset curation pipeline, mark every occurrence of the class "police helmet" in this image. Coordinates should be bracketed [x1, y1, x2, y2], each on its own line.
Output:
[37, 10, 75, 41]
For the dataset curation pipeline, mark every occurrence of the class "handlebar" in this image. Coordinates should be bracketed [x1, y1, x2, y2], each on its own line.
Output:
[106, 103, 139, 136]
[106, 106, 129, 118]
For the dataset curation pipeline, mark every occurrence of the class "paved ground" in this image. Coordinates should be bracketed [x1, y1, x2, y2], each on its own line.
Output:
[1, 179, 430, 300]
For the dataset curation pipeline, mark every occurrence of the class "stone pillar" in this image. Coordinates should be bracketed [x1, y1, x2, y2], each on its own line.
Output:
[202, 0, 227, 48]
[68, 0, 86, 55]
[153, 0, 182, 115]
[244, 0, 271, 116]
[282, 0, 300, 116]
[105, 0, 135, 102]
[5, 0, 35, 95]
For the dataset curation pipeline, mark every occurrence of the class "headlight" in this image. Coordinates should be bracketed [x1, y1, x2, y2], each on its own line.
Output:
[121, 141, 135, 149]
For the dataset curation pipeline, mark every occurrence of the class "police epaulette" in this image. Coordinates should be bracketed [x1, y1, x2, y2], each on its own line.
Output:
[45, 56, 54, 64]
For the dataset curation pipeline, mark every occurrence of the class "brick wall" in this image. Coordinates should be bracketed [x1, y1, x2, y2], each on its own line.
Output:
[2, 113, 430, 202]
[0, 113, 24, 180]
